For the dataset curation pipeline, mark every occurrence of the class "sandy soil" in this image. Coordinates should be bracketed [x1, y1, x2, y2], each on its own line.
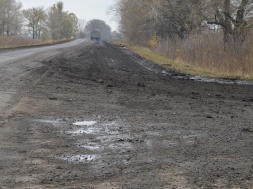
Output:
[0, 41, 253, 189]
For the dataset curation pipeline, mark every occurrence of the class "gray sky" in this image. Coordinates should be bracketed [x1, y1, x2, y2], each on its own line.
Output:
[21, 0, 119, 31]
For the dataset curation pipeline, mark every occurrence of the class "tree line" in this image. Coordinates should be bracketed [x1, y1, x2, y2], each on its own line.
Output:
[0, 0, 78, 40]
[114, 0, 253, 50]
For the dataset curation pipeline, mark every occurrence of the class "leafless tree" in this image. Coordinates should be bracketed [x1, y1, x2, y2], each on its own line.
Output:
[114, 0, 253, 49]
[78, 19, 86, 38]
[203, 0, 253, 49]
[0, 0, 23, 36]
[23, 7, 46, 39]
[47, 1, 78, 39]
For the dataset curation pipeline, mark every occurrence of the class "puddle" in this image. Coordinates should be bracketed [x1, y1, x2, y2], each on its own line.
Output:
[73, 121, 97, 126]
[67, 127, 102, 135]
[163, 68, 253, 85]
[34, 119, 63, 126]
[81, 144, 102, 151]
[189, 75, 253, 85]
[59, 154, 100, 163]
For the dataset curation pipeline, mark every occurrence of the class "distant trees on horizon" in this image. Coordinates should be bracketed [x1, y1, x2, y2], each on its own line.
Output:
[0, 0, 116, 41]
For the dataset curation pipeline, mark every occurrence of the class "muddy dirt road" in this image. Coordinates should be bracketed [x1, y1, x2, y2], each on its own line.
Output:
[0, 41, 253, 189]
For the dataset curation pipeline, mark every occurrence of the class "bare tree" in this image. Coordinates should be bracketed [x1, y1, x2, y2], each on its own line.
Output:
[0, 0, 23, 36]
[203, 0, 253, 49]
[47, 1, 78, 39]
[78, 19, 86, 38]
[146, 0, 204, 39]
[115, 0, 152, 44]
[113, 0, 204, 44]
[23, 7, 46, 39]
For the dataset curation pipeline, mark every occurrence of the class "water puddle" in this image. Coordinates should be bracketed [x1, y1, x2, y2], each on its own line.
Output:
[67, 127, 102, 135]
[59, 154, 100, 163]
[73, 121, 97, 126]
[81, 144, 102, 151]
[34, 119, 63, 126]
[189, 75, 253, 85]
[162, 68, 253, 85]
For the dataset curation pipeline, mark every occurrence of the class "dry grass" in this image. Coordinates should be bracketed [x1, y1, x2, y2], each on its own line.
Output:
[155, 33, 253, 80]
[128, 44, 233, 78]
[114, 32, 253, 80]
[0, 36, 72, 49]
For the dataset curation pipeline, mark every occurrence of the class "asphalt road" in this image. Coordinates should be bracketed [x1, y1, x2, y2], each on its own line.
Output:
[0, 39, 85, 113]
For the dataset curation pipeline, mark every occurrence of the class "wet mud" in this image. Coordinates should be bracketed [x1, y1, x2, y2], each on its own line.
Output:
[0, 41, 253, 188]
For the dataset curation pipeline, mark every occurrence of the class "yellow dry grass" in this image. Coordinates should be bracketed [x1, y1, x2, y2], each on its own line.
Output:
[114, 40, 253, 80]
[0, 36, 72, 49]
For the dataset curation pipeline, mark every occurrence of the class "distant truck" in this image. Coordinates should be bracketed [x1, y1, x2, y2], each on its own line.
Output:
[90, 30, 101, 41]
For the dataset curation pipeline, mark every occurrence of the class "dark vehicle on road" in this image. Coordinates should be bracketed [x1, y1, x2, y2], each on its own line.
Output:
[90, 30, 101, 41]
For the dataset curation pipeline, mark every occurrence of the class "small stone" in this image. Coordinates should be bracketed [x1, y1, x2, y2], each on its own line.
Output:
[137, 82, 145, 87]
[192, 92, 199, 95]
[49, 97, 58, 100]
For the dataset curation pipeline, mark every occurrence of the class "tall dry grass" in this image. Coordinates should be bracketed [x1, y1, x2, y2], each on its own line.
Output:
[0, 36, 42, 48]
[155, 32, 253, 78]
[0, 36, 72, 49]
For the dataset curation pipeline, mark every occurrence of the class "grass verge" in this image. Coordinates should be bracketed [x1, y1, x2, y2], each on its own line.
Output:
[114, 40, 253, 80]
[0, 37, 73, 49]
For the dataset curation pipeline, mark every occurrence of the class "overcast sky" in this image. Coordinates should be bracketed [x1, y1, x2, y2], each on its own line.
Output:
[21, 0, 119, 31]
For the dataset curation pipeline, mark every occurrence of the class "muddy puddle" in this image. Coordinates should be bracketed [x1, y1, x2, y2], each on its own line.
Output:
[162, 69, 253, 85]
[66, 127, 102, 135]
[73, 121, 97, 126]
[33, 118, 65, 127]
[50, 119, 206, 169]
[33, 117, 206, 175]
[59, 154, 100, 163]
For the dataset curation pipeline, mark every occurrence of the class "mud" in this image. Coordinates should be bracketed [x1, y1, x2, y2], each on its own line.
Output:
[0, 41, 253, 189]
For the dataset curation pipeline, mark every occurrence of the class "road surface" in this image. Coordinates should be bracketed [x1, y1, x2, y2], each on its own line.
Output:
[0, 39, 85, 112]
[0, 41, 253, 189]
[0, 39, 85, 64]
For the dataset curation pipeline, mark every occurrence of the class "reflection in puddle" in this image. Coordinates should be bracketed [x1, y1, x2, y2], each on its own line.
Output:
[59, 154, 99, 163]
[73, 121, 97, 126]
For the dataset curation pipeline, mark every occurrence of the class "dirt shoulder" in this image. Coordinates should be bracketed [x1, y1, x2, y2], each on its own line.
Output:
[0, 41, 253, 189]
